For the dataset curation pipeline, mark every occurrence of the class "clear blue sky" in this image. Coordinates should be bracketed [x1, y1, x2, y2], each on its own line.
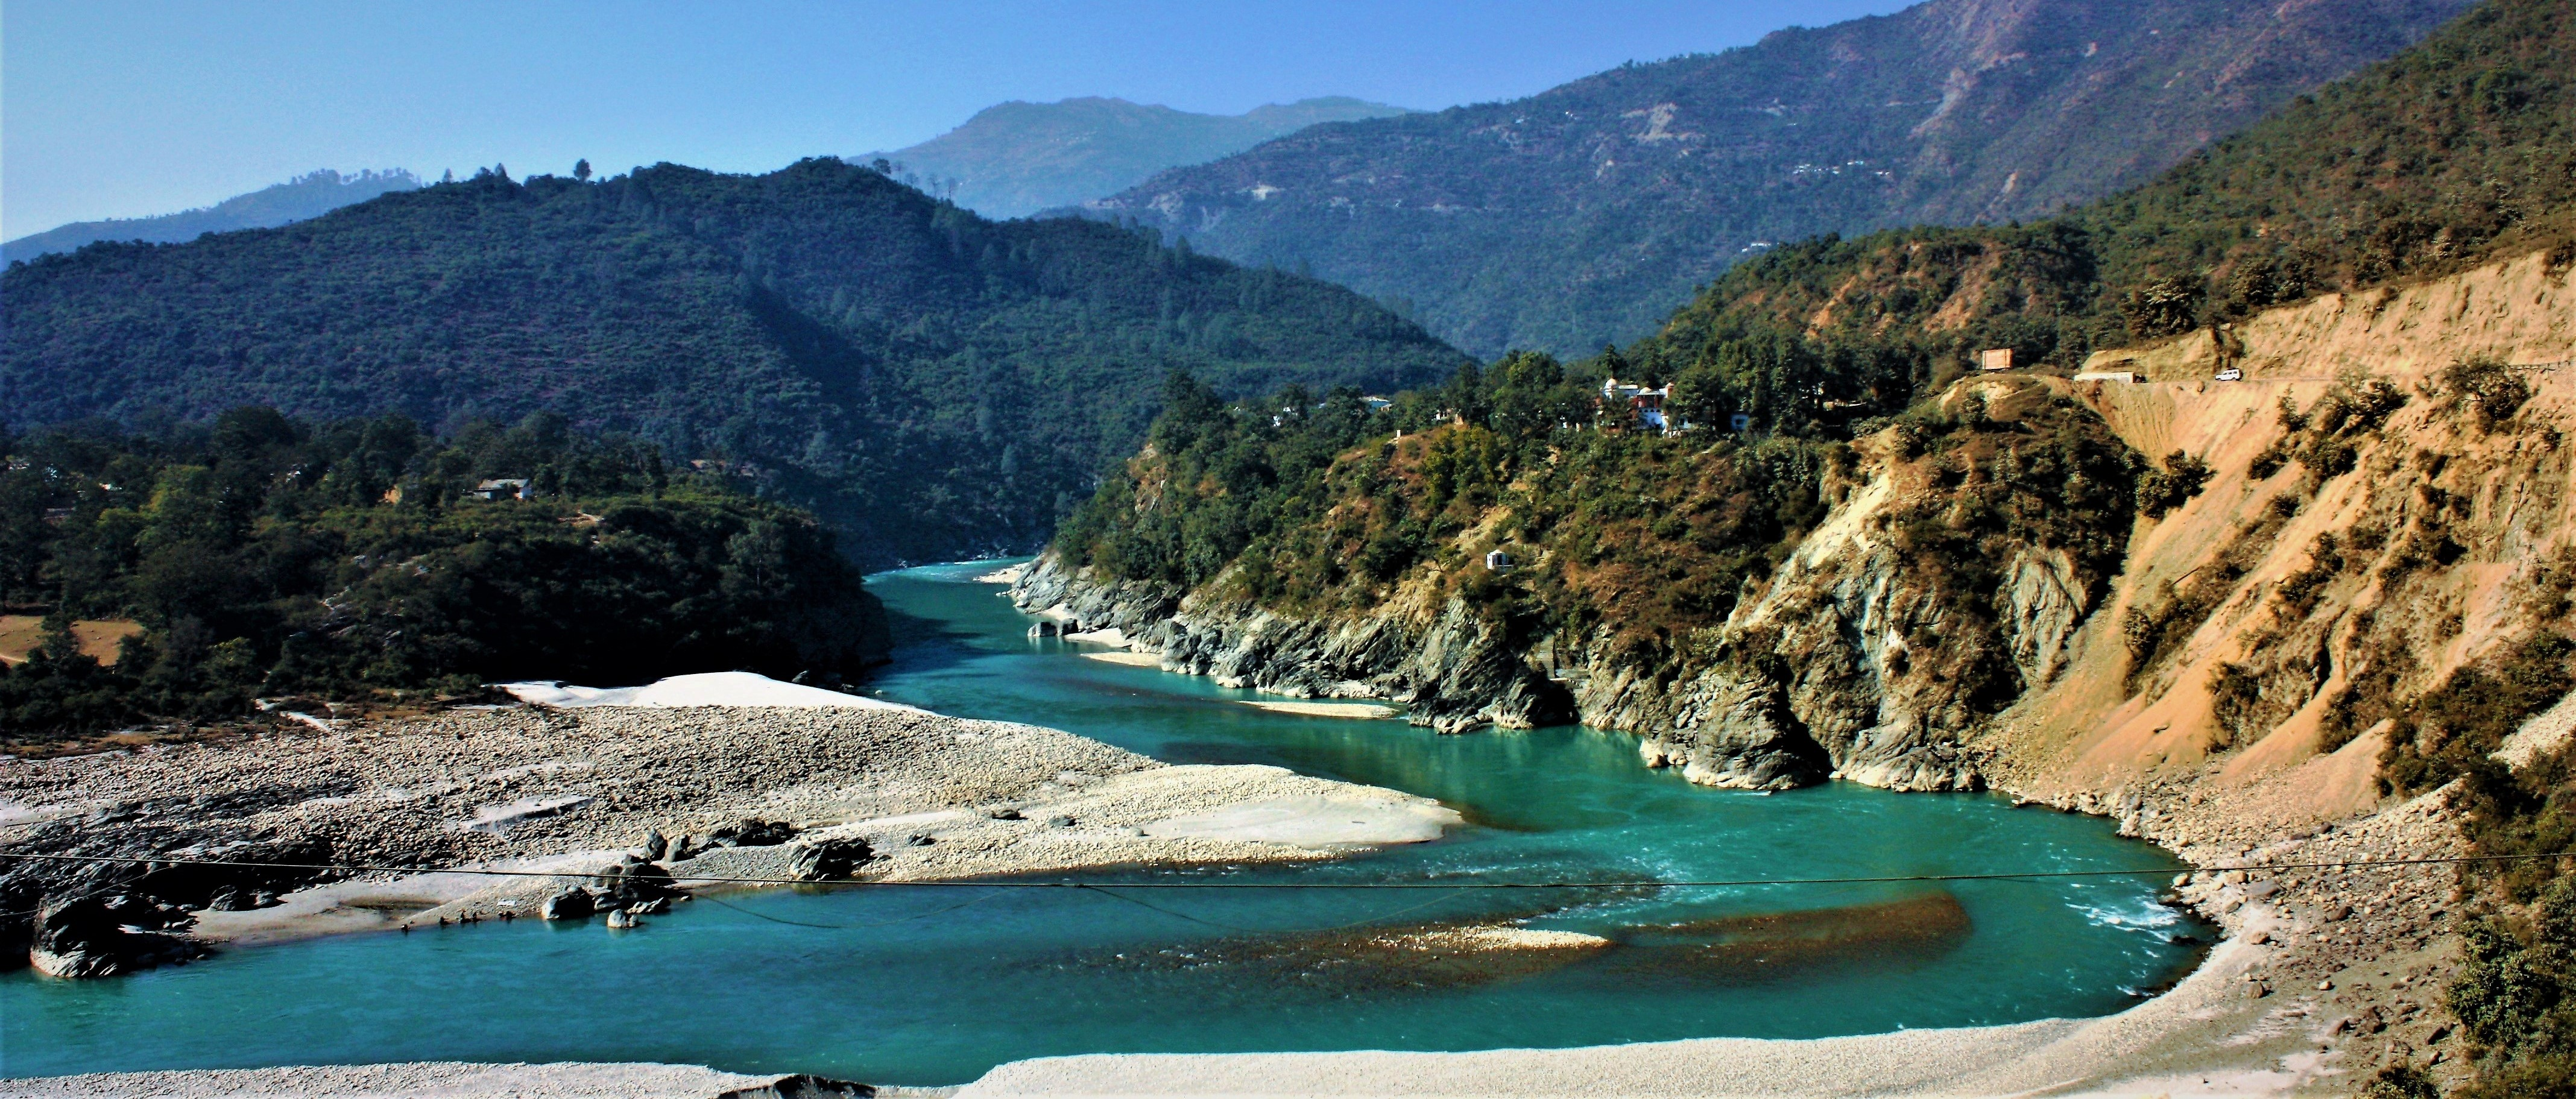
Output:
[4, 0, 1913, 238]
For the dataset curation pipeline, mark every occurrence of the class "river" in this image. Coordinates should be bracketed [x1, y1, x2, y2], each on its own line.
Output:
[0, 561, 2206, 1086]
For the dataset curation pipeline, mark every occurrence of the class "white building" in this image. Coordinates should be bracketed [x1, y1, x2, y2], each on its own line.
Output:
[1600, 377, 1673, 432]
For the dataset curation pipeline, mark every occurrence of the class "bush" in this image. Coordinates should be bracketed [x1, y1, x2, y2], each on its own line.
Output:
[2136, 449, 2212, 517]
[2446, 358, 2536, 432]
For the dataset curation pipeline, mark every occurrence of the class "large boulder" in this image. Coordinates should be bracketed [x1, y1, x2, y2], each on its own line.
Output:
[715, 1075, 876, 1099]
[539, 888, 596, 921]
[592, 857, 683, 907]
[786, 837, 875, 882]
[709, 819, 798, 848]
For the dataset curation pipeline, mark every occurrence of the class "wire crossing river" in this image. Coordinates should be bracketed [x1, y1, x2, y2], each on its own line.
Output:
[1, 561, 2208, 1087]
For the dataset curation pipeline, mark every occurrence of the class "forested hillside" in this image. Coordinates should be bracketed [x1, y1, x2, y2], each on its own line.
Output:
[1627, 0, 2576, 438]
[0, 408, 887, 745]
[0, 158, 1464, 566]
[1059, 0, 2576, 646]
[1061, 0, 2576, 633]
[1079, 0, 2474, 357]
[1, 169, 421, 264]
[868, 96, 1412, 219]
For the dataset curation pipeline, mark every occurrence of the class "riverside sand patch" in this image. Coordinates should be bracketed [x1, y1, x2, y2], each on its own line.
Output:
[1237, 700, 1398, 719]
[496, 670, 920, 710]
[1079, 651, 1166, 667]
[1140, 790, 1458, 846]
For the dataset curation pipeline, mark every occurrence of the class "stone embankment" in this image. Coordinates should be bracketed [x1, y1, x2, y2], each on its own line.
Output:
[0, 704, 1457, 978]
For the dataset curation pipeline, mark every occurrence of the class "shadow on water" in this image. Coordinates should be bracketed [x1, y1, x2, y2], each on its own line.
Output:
[869, 602, 997, 680]
[1602, 892, 1975, 987]
[1061, 891, 1974, 999]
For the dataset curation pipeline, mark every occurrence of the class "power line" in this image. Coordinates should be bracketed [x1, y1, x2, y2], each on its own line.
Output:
[692, 887, 1012, 930]
[0, 848, 2545, 890]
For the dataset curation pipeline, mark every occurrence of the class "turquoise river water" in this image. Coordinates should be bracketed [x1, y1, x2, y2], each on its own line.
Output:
[1, 561, 2207, 1085]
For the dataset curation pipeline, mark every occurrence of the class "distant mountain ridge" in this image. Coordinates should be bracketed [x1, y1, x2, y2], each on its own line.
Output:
[865, 96, 1413, 219]
[1076, 0, 2477, 357]
[0, 159, 1463, 567]
[3, 169, 421, 264]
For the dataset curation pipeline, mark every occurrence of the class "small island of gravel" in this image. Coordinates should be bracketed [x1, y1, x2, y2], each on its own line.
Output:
[0, 683, 1462, 976]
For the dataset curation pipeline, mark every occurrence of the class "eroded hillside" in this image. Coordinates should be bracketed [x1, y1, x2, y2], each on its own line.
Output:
[1989, 249, 2576, 820]
[1020, 251, 2576, 807]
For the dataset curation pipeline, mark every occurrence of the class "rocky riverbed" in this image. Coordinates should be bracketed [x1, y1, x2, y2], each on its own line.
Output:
[0, 703, 1459, 979]
[1960, 732, 2484, 1092]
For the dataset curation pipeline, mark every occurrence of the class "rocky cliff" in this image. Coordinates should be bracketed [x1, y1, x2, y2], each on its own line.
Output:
[1017, 396, 2112, 789]
[1017, 250, 2576, 806]
[1014, 556, 1570, 734]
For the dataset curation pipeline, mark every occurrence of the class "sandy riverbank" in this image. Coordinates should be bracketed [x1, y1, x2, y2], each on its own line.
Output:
[1078, 651, 1166, 667]
[1237, 701, 1398, 720]
[0, 694, 1461, 955]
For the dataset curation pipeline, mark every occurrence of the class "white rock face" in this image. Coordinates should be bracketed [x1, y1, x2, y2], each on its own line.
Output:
[2495, 689, 2576, 770]
[497, 672, 917, 710]
[1138, 778, 1462, 846]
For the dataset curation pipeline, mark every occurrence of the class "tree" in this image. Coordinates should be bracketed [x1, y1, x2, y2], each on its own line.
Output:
[573, 159, 593, 181]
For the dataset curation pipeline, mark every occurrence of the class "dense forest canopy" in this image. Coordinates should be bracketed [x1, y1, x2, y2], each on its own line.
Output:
[1082, 0, 2475, 357]
[0, 408, 886, 743]
[0, 157, 1466, 567]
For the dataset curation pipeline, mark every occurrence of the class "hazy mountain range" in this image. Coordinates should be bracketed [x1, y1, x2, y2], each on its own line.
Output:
[2, 169, 421, 264]
[2, 96, 1411, 266]
[1073, 0, 2480, 357]
[862, 96, 1414, 219]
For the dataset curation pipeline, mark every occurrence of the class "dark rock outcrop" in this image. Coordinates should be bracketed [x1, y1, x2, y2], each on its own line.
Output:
[786, 837, 876, 882]
[715, 1075, 876, 1099]
[540, 888, 596, 921]
[30, 894, 206, 978]
[709, 819, 798, 847]
[592, 857, 683, 907]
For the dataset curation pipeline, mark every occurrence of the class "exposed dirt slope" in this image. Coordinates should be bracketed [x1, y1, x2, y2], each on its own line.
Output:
[1993, 248, 2576, 825]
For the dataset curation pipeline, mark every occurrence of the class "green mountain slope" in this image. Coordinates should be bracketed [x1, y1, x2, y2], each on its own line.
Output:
[1077, 0, 2475, 357]
[1631, 0, 2576, 432]
[867, 96, 1413, 219]
[2, 169, 421, 265]
[0, 158, 1465, 566]
[1056, 0, 2576, 681]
